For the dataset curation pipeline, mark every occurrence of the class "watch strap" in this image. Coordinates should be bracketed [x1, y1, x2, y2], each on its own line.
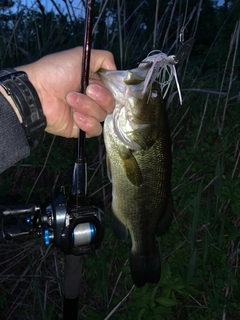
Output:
[0, 68, 46, 139]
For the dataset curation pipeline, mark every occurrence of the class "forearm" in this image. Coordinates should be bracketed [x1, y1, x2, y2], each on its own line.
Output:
[0, 68, 46, 172]
[0, 92, 30, 173]
[0, 85, 22, 122]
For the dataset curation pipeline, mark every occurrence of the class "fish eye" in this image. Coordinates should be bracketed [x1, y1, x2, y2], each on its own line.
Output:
[150, 89, 159, 99]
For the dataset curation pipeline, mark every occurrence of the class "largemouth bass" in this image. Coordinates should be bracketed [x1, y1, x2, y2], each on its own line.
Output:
[99, 52, 178, 287]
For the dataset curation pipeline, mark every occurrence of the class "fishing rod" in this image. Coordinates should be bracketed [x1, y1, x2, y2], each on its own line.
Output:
[63, 0, 103, 318]
[70, 0, 94, 207]
[0, 0, 105, 319]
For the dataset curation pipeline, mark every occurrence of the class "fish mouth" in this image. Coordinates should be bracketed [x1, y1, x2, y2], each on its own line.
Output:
[98, 65, 151, 97]
[98, 69, 128, 96]
[99, 67, 152, 151]
[99, 49, 183, 104]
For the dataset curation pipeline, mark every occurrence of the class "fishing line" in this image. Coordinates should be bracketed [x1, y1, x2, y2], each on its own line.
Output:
[180, 0, 189, 43]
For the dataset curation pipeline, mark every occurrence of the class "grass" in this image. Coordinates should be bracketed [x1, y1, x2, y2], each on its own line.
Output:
[0, 0, 240, 319]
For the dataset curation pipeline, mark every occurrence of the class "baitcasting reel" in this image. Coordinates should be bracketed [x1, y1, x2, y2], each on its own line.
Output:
[0, 190, 104, 255]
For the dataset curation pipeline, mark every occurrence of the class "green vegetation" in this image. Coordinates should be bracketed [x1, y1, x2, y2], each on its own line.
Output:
[0, 0, 240, 319]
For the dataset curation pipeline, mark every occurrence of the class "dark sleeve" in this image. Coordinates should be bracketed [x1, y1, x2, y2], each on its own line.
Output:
[0, 93, 30, 173]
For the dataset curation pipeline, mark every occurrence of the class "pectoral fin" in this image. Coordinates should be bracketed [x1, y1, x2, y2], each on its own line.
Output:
[119, 148, 143, 186]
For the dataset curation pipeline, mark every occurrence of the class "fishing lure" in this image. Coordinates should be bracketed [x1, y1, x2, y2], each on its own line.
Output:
[140, 38, 195, 104]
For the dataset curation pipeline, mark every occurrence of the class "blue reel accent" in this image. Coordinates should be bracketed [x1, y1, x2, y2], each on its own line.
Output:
[26, 216, 31, 224]
[89, 223, 95, 244]
[44, 229, 50, 246]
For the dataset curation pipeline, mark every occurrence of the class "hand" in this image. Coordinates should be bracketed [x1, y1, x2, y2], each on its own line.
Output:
[15, 47, 116, 138]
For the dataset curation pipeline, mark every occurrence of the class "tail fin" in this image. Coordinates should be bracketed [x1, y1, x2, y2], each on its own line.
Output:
[129, 249, 161, 287]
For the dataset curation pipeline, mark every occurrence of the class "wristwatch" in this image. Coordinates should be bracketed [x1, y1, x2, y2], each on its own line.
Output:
[0, 68, 46, 140]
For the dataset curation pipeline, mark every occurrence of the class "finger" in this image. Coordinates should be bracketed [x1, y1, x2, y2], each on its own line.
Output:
[73, 112, 103, 138]
[90, 49, 117, 72]
[67, 92, 107, 122]
[86, 83, 115, 114]
[66, 47, 116, 73]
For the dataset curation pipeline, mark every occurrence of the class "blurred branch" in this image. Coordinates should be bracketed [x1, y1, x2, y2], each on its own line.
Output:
[50, 0, 64, 16]
[36, 0, 45, 16]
